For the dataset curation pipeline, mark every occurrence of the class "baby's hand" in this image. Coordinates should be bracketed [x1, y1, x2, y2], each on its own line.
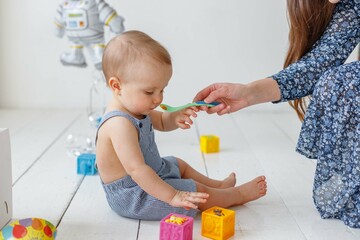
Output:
[169, 191, 209, 210]
[174, 107, 198, 129]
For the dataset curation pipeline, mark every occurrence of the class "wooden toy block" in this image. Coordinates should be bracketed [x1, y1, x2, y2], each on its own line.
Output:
[159, 213, 193, 240]
[201, 206, 235, 240]
[77, 153, 97, 175]
[200, 135, 220, 153]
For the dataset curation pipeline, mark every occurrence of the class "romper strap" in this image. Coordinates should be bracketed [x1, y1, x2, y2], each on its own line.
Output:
[95, 110, 139, 144]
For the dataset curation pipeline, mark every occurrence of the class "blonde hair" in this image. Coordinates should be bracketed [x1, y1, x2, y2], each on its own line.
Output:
[102, 30, 172, 84]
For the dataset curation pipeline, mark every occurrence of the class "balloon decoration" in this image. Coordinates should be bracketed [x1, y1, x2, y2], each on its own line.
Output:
[0, 218, 57, 240]
[53, 0, 125, 70]
[53, 1, 125, 156]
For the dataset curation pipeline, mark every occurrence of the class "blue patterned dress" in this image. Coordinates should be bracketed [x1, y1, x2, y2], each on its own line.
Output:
[272, 0, 360, 228]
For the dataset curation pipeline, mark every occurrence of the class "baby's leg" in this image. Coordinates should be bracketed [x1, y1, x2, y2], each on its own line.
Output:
[177, 158, 235, 188]
[196, 176, 267, 210]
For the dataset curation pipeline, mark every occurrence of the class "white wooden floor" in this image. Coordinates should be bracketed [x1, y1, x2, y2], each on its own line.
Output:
[1, 108, 360, 240]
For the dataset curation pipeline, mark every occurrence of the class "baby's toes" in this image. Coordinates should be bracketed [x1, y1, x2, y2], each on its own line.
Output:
[258, 182, 267, 194]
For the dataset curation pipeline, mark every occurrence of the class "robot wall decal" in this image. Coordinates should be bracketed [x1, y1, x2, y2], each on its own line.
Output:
[53, 0, 125, 70]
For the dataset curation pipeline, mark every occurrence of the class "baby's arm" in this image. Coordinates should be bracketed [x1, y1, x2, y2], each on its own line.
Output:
[107, 117, 208, 209]
[150, 108, 198, 131]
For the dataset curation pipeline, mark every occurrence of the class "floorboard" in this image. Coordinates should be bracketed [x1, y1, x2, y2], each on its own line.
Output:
[1, 109, 359, 239]
[56, 175, 140, 240]
[195, 112, 306, 239]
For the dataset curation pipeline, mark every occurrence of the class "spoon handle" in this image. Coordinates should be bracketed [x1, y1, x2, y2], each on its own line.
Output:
[160, 101, 220, 112]
[194, 101, 220, 106]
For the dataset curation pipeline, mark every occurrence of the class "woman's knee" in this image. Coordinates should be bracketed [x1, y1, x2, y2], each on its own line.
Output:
[315, 62, 360, 99]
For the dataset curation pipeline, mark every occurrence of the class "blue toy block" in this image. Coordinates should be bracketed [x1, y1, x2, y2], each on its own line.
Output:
[77, 153, 97, 175]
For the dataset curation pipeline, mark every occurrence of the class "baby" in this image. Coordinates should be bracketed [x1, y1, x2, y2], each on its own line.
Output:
[96, 30, 267, 220]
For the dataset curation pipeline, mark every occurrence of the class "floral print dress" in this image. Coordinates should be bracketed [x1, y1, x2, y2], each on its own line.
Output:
[272, 0, 360, 228]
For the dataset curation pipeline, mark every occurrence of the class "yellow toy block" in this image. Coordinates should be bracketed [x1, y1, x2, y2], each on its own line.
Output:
[200, 135, 220, 153]
[201, 206, 235, 240]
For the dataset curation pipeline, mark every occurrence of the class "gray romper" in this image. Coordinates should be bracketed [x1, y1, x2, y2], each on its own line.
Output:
[96, 110, 198, 220]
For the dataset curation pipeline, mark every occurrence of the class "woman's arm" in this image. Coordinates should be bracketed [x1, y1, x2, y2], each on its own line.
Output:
[273, 1, 360, 102]
[193, 79, 281, 115]
[194, 2, 359, 115]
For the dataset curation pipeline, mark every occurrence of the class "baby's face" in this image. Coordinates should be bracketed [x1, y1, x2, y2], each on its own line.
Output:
[118, 58, 172, 118]
[328, 0, 340, 3]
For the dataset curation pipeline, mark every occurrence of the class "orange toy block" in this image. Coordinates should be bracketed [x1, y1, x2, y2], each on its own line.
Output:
[200, 135, 220, 153]
[201, 206, 235, 240]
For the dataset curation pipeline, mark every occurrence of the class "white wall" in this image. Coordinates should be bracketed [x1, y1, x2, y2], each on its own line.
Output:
[0, 1, 290, 109]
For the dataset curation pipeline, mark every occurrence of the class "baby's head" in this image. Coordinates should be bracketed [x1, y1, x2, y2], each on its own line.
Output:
[102, 31, 173, 117]
[102, 30, 172, 85]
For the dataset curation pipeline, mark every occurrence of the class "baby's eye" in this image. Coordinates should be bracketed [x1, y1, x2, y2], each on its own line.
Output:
[145, 91, 154, 95]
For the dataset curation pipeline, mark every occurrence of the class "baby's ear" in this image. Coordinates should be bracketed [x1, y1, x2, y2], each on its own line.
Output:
[109, 77, 121, 94]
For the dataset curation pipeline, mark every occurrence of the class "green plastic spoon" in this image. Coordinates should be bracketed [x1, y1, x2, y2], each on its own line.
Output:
[159, 101, 220, 112]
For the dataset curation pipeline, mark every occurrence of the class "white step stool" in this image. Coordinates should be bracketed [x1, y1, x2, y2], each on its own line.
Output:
[0, 128, 12, 229]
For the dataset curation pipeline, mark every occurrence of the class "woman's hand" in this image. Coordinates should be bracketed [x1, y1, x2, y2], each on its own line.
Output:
[194, 82, 250, 115]
[194, 79, 281, 115]
[169, 190, 209, 210]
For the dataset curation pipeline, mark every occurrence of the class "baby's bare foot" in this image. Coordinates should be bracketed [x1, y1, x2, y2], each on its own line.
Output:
[219, 172, 237, 188]
[235, 176, 267, 205]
